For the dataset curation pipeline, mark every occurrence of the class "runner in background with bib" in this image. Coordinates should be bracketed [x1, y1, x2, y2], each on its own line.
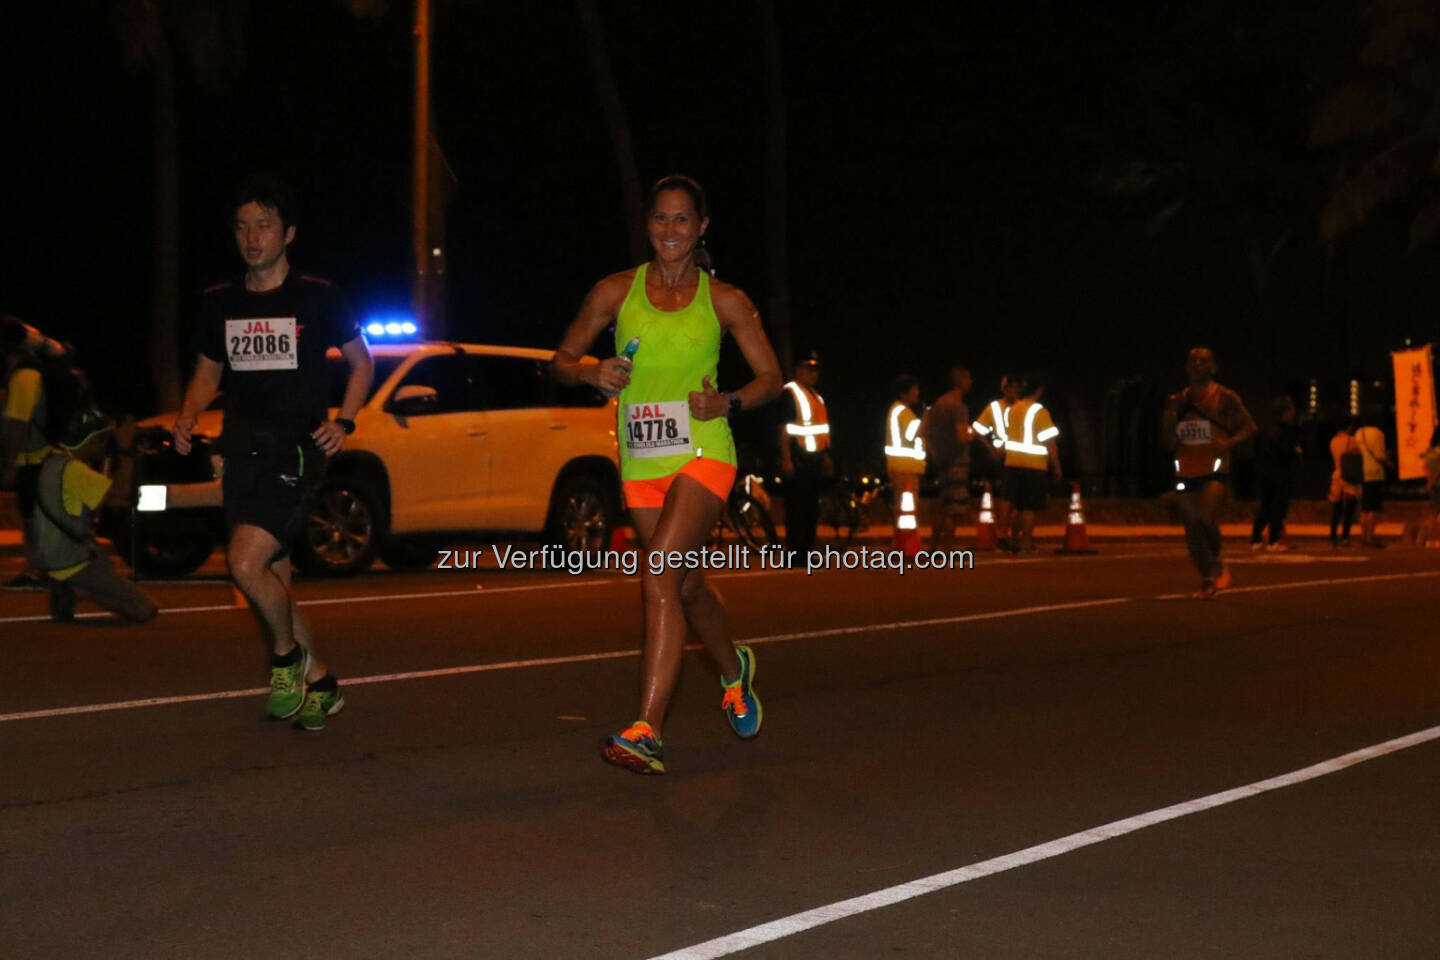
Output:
[173, 175, 373, 731]
[552, 175, 781, 774]
[1163, 347, 1255, 599]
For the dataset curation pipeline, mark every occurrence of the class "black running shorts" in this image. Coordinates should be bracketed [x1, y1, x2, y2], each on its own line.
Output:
[222, 445, 322, 557]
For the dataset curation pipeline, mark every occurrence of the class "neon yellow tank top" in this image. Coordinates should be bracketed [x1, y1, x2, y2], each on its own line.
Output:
[615, 263, 736, 480]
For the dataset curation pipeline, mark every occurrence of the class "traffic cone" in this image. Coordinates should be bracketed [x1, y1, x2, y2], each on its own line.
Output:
[609, 524, 634, 553]
[1055, 483, 1098, 555]
[893, 486, 923, 558]
[975, 486, 997, 550]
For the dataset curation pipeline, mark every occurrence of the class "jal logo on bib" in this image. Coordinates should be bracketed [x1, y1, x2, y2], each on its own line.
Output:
[624, 401, 692, 458]
[226, 317, 298, 371]
[1176, 418, 1213, 445]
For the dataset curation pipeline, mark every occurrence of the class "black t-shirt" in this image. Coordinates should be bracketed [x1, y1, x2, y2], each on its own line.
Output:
[195, 271, 359, 454]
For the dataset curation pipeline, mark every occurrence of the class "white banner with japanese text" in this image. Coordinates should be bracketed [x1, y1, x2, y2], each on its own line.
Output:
[1391, 345, 1437, 481]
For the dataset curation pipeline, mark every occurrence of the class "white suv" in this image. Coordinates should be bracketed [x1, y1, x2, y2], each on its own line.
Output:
[110, 342, 621, 576]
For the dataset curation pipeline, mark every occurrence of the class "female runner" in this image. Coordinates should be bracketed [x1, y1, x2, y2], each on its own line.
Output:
[552, 175, 781, 773]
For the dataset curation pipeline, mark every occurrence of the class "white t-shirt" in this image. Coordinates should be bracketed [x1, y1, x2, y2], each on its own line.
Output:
[1354, 426, 1387, 483]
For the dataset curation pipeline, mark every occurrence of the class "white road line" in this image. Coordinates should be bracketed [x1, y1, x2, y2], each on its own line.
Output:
[1152, 568, 1440, 601]
[0, 597, 1124, 723]
[4, 569, 1436, 723]
[648, 723, 1440, 960]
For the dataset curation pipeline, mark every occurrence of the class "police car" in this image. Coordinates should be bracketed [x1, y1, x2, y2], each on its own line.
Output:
[106, 340, 621, 577]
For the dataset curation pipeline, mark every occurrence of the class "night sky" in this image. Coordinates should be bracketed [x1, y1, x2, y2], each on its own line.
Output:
[4, 0, 1436, 478]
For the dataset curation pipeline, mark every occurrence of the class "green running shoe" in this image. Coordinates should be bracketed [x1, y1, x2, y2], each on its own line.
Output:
[293, 682, 345, 732]
[265, 648, 309, 719]
[721, 645, 762, 739]
[602, 721, 665, 774]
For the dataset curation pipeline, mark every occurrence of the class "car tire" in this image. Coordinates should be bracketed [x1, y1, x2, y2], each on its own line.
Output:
[546, 473, 616, 552]
[111, 530, 216, 579]
[294, 478, 385, 576]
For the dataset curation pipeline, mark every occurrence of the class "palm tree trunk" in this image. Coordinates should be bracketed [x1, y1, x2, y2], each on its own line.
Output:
[757, 0, 791, 372]
[576, 0, 646, 265]
[151, 34, 181, 413]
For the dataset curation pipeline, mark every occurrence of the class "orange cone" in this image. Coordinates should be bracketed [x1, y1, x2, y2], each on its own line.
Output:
[1056, 483, 1097, 554]
[892, 484, 923, 558]
[975, 486, 997, 550]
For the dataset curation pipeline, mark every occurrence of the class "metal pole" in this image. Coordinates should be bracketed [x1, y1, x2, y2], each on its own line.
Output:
[412, 0, 431, 334]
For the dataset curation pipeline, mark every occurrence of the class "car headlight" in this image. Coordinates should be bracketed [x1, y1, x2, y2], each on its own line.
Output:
[137, 485, 168, 512]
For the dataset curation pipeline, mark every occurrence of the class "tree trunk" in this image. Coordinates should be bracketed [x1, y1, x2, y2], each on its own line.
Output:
[757, 0, 791, 372]
[576, 0, 646, 265]
[151, 35, 181, 413]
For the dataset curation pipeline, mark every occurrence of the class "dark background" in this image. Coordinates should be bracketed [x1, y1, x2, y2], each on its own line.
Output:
[3, 0, 1437, 489]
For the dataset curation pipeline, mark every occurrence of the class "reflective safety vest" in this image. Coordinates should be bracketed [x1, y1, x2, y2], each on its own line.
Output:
[971, 399, 1011, 451]
[782, 381, 830, 454]
[1000, 398, 1058, 471]
[885, 400, 926, 476]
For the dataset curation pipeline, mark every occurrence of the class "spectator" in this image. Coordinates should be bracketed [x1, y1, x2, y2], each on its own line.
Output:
[1250, 396, 1302, 550]
[1354, 413, 1393, 548]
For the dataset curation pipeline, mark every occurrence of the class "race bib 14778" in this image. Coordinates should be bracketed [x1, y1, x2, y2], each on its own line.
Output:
[226, 317, 298, 371]
[623, 401, 692, 458]
[1176, 418, 1213, 445]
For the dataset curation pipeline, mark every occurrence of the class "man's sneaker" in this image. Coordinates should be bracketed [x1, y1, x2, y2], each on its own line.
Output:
[721, 644, 763, 739]
[603, 721, 664, 774]
[1213, 566, 1233, 591]
[1193, 578, 1217, 600]
[293, 683, 345, 732]
[265, 648, 310, 719]
[1250, 541, 1265, 552]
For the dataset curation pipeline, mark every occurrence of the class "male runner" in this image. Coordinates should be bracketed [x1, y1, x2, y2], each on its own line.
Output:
[174, 175, 373, 730]
[1163, 347, 1255, 598]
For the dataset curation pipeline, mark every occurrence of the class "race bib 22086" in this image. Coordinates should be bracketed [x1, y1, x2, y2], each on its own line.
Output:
[1176, 418, 1213, 445]
[226, 317, 297, 371]
[623, 401, 692, 458]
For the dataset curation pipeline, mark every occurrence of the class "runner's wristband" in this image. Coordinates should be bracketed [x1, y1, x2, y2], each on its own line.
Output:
[334, 417, 356, 435]
[723, 392, 742, 417]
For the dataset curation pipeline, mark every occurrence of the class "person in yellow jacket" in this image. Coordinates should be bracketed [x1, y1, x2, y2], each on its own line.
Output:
[779, 350, 832, 556]
[885, 374, 925, 550]
[971, 374, 1021, 549]
[1001, 375, 1062, 553]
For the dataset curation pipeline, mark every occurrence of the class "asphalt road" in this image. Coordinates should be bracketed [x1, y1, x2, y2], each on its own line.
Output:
[2, 539, 1438, 959]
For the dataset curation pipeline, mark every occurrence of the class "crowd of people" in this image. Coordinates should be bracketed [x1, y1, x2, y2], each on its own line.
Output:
[4, 172, 1437, 770]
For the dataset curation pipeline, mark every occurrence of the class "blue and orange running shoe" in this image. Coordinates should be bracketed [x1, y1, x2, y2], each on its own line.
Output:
[603, 721, 665, 774]
[721, 644, 762, 739]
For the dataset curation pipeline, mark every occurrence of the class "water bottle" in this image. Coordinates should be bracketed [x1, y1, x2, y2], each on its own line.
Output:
[605, 337, 640, 397]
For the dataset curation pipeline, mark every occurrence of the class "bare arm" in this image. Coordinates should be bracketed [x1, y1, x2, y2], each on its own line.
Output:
[311, 335, 374, 456]
[553, 274, 632, 394]
[711, 284, 782, 413]
[172, 354, 224, 455]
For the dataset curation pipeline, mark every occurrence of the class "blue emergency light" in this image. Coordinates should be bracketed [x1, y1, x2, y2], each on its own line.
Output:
[364, 315, 419, 340]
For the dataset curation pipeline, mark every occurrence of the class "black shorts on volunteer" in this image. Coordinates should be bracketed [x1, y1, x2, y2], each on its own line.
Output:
[1361, 481, 1384, 513]
[222, 442, 323, 557]
[937, 463, 970, 504]
[1006, 466, 1048, 512]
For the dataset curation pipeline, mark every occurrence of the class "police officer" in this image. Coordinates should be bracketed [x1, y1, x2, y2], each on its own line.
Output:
[779, 350, 832, 556]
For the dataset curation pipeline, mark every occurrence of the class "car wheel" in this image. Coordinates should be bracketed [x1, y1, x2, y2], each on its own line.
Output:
[294, 478, 384, 576]
[547, 474, 615, 552]
[113, 531, 216, 579]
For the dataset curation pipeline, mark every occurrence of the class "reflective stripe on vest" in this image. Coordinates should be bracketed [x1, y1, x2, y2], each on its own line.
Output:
[783, 381, 831, 453]
[885, 402, 925, 460]
[1003, 402, 1058, 457]
[972, 400, 1009, 449]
